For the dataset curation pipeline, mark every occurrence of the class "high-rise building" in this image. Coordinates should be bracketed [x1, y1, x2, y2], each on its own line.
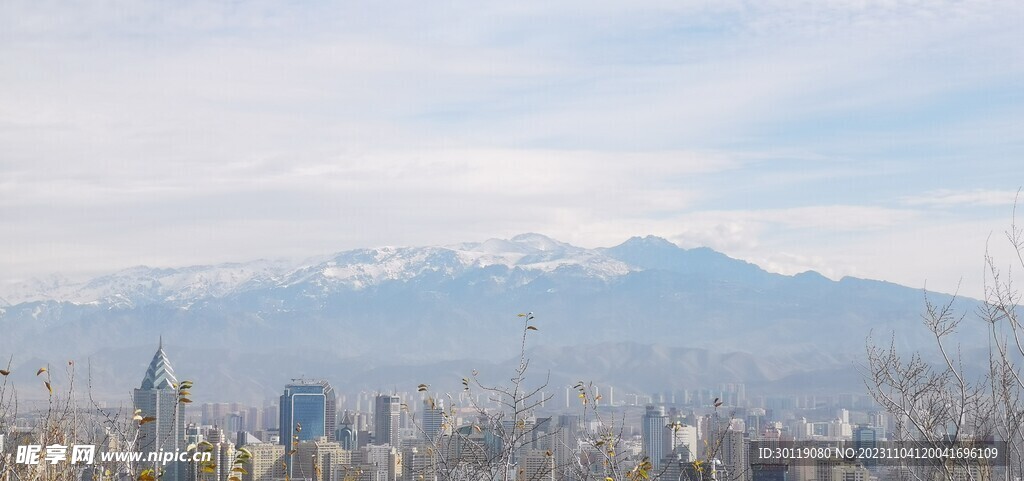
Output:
[356, 444, 400, 481]
[853, 425, 878, 468]
[517, 449, 556, 481]
[554, 415, 580, 481]
[853, 425, 877, 448]
[294, 439, 351, 481]
[374, 394, 401, 446]
[263, 404, 279, 431]
[337, 412, 359, 450]
[752, 464, 788, 481]
[422, 398, 445, 442]
[134, 339, 187, 481]
[720, 430, 750, 481]
[279, 380, 337, 475]
[247, 406, 263, 432]
[402, 446, 438, 481]
[663, 423, 697, 462]
[188, 426, 235, 481]
[642, 405, 669, 469]
[240, 442, 285, 481]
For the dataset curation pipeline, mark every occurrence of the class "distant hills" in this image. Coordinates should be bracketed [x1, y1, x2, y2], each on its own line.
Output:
[0, 234, 977, 402]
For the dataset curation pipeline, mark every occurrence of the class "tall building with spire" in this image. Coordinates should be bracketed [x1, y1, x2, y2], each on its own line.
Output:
[337, 412, 358, 450]
[134, 338, 186, 481]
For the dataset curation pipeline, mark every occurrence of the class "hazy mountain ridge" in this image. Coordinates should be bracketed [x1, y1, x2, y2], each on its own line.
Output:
[0, 234, 977, 402]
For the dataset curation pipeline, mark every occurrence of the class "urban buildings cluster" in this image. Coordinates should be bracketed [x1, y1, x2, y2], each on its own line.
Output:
[0, 342, 984, 481]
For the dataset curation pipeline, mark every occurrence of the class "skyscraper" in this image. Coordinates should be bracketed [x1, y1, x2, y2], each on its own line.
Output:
[721, 429, 750, 481]
[518, 449, 556, 481]
[279, 380, 337, 475]
[134, 338, 186, 481]
[422, 398, 444, 442]
[663, 422, 697, 462]
[374, 394, 401, 446]
[240, 442, 285, 481]
[642, 405, 668, 469]
[853, 425, 878, 468]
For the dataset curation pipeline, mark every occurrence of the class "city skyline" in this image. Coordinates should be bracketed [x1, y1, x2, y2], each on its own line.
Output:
[0, 339, 991, 481]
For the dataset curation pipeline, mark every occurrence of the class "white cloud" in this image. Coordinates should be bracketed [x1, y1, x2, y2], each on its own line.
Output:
[0, 0, 1021, 301]
[903, 189, 1022, 208]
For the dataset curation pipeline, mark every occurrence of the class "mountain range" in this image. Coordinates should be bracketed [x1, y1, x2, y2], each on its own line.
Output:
[0, 234, 977, 402]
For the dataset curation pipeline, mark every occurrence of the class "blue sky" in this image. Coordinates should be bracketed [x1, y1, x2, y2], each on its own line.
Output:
[1, 0, 1022, 296]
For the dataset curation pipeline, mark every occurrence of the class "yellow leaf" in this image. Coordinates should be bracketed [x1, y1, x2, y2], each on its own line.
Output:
[36, 367, 47, 376]
[140, 416, 157, 425]
[44, 381, 53, 395]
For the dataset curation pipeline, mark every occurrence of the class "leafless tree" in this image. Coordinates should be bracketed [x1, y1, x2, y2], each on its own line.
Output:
[407, 313, 743, 481]
[865, 193, 1024, 481]
[0, 357, 196, 481]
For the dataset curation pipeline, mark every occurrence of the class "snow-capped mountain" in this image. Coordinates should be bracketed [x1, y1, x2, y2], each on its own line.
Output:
[1, 233, 635, 306]
[1, 260, 296, 307]
[0, 234, 977, 402]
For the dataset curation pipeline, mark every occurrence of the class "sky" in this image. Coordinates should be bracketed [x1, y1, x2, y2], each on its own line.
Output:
[1, 0, 1022, 298]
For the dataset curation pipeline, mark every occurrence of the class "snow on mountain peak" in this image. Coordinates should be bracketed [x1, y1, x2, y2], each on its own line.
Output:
[2, 234, 644, 305]
[509, 233, 566, 251]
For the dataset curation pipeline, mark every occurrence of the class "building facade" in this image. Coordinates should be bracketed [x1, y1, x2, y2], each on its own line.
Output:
[134, 339, 187, 481]
[279, 380, 337, 475]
